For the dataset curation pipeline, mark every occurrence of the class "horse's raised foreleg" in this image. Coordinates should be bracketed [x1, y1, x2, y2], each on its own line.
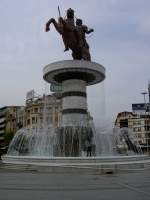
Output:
[45, 18, 55, 32]
[45, 18, 62, 34]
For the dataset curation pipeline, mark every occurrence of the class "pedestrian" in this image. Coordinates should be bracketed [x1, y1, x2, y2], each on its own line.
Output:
[85, 139, 92, 156]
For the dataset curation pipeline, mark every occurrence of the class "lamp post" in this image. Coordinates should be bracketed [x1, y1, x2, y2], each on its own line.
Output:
[141, 92, 148, 111]
[148, 82, 150, 104]
[141, 92, 148, 154]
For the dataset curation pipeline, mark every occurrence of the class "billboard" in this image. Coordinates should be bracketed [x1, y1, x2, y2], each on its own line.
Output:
[132, 103, 150, 112]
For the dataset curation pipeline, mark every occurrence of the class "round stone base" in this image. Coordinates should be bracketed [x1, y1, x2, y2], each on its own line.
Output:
[43, 60, 105, 86]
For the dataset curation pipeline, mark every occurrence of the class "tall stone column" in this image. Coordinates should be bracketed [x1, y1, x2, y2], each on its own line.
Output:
[62, 79, 87, 126]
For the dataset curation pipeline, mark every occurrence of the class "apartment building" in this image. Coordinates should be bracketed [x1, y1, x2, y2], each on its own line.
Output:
[0, 106, 25, 153]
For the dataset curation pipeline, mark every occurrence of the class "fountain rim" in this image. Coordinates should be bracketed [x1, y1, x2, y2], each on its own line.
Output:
[2, 154, 147, 159]
[2, 154, 149, 165]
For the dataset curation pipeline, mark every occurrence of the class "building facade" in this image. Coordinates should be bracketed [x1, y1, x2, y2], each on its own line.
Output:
[25, 93, 62, 127]
[0, 107, 6, 149]
[0, 106, 25, 153]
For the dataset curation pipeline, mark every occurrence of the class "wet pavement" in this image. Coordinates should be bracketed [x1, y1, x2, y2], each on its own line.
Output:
[0, 162, 150, 200]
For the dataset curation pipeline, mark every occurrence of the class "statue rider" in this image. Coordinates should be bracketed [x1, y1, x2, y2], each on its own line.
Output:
[75, 18, 94, 61]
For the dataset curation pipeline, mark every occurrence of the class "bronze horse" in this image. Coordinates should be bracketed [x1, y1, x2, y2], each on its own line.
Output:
[45, 8, 91, 61]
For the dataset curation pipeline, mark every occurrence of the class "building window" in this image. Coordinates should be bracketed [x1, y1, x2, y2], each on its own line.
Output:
[55, 107, 58, 111]
[133, 127, 138, 132]
[34, 108, 38, 113]
[120, 119, 128, 128]
[27, 119, 30, 125]
[32, 117, 35, 124]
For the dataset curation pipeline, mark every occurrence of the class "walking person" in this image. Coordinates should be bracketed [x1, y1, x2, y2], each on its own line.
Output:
[85, 138, 92, 156]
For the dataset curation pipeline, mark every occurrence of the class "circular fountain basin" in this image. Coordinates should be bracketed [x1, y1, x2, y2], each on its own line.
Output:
[2, 155, 150, 172]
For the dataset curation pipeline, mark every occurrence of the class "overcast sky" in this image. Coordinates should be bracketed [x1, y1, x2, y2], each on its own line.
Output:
[0, 0, 150, 124]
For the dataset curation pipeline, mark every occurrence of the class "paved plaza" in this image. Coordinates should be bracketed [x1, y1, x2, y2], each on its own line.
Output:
[0, 162, 150, 200]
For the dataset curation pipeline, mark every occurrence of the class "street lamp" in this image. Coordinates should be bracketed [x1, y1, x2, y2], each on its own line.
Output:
[141, 92, 148, 111]
[141, 92, 148, 154]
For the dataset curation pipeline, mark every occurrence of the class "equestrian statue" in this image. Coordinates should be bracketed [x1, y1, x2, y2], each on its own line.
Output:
[45, 8, 94, 61]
